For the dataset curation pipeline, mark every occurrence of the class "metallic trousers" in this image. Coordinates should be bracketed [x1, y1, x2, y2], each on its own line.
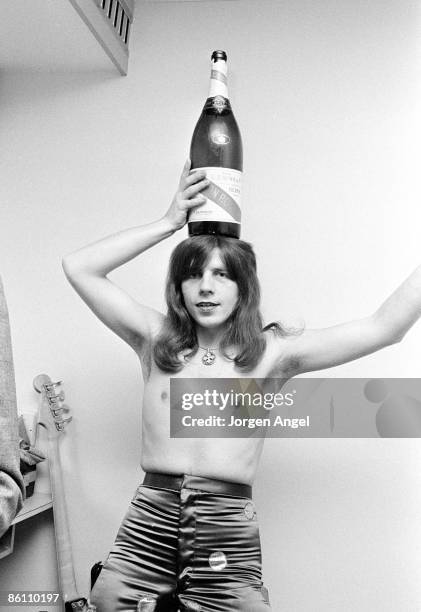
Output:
[90, 473, 271, 611]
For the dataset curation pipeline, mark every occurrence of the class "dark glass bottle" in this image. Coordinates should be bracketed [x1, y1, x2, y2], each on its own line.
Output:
[188, 50, 243, 239]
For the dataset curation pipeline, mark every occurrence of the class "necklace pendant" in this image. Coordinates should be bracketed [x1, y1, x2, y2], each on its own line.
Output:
[202, 348, 216, 366]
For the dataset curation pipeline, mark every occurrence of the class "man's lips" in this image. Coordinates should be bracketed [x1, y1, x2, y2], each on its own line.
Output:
[195, 302, 220, 313]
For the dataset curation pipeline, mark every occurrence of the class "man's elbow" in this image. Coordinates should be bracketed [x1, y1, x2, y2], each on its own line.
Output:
[62, 253, 78, 279]
[370, 313, 405, 348]
[385, 334, 404, 348]
[62, 253, 92, 283]
[391, 331, 406, 345]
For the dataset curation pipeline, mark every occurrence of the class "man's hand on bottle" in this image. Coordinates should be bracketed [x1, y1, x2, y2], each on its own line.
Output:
[164, 159, 209, 231]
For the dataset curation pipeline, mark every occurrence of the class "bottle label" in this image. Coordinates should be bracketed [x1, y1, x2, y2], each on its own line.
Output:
[211, 69, 227, 85]
[209, 59, 228, 98]
[189, 167, 242, 225]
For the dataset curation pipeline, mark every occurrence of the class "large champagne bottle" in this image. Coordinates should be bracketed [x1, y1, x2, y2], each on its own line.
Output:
[188, 50, 243, 239]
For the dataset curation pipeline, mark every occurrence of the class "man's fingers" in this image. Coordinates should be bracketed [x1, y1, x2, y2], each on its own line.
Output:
[183, 178, 209, 199]
[181, 158, 191, 180]
[184, 195, 207, 209]
[181, 168, 207, 189]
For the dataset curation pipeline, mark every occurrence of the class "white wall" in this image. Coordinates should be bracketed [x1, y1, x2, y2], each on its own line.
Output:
[1, 1, 421, 610]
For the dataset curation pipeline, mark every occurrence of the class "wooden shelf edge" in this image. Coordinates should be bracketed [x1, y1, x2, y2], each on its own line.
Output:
[12, 493, 53, 524]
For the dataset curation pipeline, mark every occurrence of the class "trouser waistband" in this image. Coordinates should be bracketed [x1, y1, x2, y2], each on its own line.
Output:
[143, 472, 252, 498]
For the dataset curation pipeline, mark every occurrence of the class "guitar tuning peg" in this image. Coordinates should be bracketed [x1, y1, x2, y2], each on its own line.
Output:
[52, 404, 70, 417]
[45, 379, 63, 390]
[55, 416, 72, 432]
[45, 380, 63, 395]
[48, 391, 65, 405]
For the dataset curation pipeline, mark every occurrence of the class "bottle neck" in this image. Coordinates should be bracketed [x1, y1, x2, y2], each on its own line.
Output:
[208, 58, 229, 98]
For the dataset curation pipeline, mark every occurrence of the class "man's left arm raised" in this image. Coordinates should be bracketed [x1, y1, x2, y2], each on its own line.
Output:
[279, 265, 421, 375]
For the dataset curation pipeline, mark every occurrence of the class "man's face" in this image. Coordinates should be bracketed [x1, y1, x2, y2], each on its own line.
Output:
[181, 249, 239, 331]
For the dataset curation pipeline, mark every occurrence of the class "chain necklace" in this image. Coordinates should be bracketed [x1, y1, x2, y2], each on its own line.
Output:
[199, 346, 218, 366]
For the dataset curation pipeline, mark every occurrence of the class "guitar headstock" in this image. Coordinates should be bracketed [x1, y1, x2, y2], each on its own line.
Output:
[34, 374, 72, 439]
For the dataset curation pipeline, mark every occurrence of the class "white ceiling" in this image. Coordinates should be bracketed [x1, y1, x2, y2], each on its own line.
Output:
[0, 0, 114, 72]
[0, 0, 226, 73]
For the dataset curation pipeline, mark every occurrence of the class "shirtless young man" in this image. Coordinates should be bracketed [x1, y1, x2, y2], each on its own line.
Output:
[63, 161, 421, 612]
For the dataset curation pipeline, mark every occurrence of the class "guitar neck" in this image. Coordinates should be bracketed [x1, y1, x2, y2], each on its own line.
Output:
[47, 436, 81, 605]
[36, 375, 89, 611]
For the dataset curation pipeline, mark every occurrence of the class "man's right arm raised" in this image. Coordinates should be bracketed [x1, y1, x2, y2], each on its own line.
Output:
[62, 161, 209, 351]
